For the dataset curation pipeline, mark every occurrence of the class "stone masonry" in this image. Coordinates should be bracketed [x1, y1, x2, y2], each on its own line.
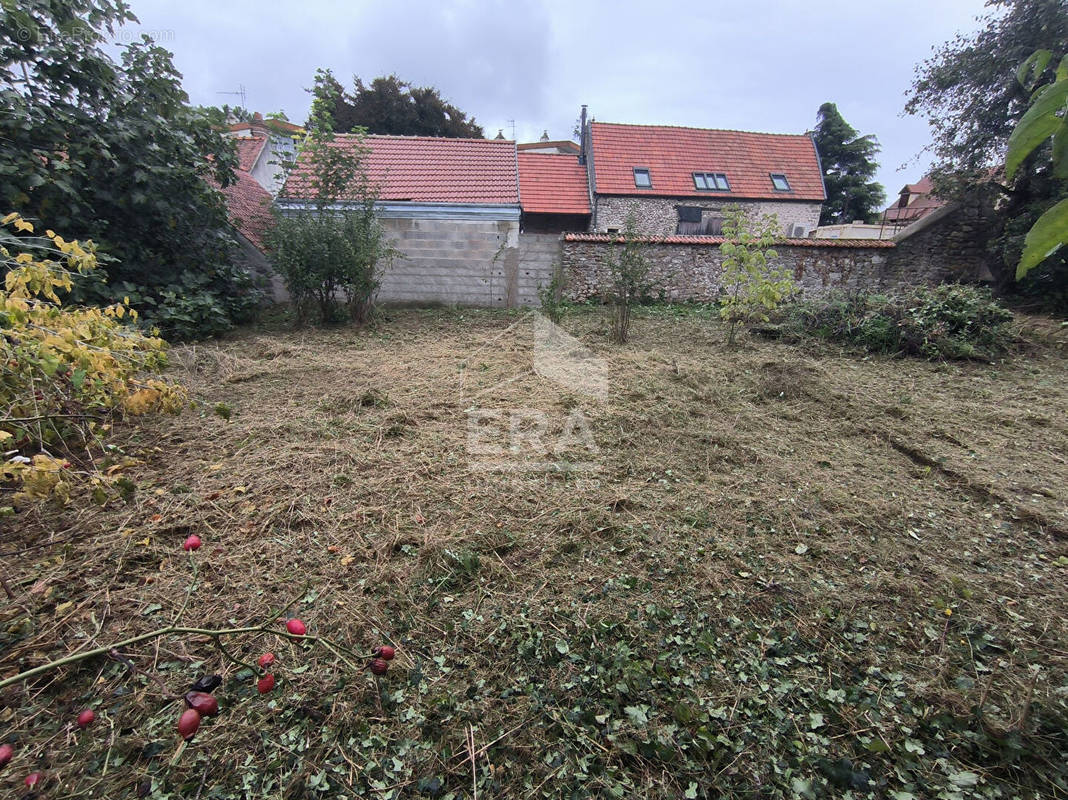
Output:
[561, 201, 991, 302]
[593, 196, 822, 238]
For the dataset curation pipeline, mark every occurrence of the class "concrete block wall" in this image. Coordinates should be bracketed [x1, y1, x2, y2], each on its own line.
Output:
[377, 217, 520, 306]
[516, 233, 562, 306]
[593, 196, 822, 238]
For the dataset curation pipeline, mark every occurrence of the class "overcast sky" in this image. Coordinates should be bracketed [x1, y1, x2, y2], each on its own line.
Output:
[116, 0, 991, 202]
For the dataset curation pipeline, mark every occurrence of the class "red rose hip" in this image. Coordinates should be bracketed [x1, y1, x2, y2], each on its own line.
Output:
[285, 619, 306, 636]
[257, 674, 276, 694]
[182, 535, 201, 551]
[184, 691, 219, 717]
[373, 645, 395, 661]
[25, 772, 41, 788]
[76, 709, 95, 728]
[257, 652, 276, 669]
[369, 658, 389, 675]
[177, 708, 201, 741]
[0, 743, 12, 767]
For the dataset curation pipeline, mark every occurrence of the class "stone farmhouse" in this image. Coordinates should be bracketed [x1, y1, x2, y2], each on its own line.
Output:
[223, 107, 992, 308]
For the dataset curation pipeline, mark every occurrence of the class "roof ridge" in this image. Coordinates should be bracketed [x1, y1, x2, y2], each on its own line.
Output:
[330, 132, 515, 144]
[591, 121, 812, 139]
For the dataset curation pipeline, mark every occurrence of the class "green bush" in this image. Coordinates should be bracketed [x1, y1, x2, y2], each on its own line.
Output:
[780, 284, 1015, 359]
[266, 209, 384, 326]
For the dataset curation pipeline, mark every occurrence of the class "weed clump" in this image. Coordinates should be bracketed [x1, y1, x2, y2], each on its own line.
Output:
[777, 285, 1015, 359]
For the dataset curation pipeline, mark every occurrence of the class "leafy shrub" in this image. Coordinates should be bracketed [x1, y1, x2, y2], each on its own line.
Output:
[780, 284, 1016, 359]
[0, 213, 184, 507]
[266, 70, 388, 326]
[266, 208, 383, 325]
[603, 212, 653, 344]
[0, 7, 261, 341]
[719, 206, 796, 345]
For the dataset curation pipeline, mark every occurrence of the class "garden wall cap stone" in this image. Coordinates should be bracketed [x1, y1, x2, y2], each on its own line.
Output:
[563, 233, 896, 248]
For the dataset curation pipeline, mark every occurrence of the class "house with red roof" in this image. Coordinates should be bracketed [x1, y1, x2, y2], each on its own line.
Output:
[517, 151, 591, 233]
[580, 119, 826, 238]
[279, 134, 527, 306]
[880, 176, 945, 228]
[223, 112, 301, 196]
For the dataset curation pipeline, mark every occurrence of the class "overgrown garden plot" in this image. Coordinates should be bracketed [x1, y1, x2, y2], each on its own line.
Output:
[1, 308, 1065, 798]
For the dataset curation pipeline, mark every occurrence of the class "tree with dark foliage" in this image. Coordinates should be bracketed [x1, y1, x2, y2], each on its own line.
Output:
[812, 103, 885, 225]
[0, 0, 258, 338]
[904, 0, 1068, 301]
[320, 73, 484, 138]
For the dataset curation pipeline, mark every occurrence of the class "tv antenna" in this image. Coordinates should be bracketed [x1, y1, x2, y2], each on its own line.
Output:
[217, 84, 247, 108]
[507, 119, 516, 140]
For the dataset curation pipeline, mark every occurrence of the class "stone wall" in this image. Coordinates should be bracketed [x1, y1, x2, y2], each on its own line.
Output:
[378, 217, 520, 307]
[562, 201, 992, 302]
[562, 237, 896, 302]
[593, 196, 822, 238]
[888, 198, 996, 282]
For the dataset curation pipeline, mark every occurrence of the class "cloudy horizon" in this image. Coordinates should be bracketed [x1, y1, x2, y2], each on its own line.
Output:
[115, 0, 992, 204]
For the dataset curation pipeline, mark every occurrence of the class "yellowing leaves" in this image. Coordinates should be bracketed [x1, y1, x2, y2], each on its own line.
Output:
[123, 387, 162, 415]
[0, 213, 186, 506]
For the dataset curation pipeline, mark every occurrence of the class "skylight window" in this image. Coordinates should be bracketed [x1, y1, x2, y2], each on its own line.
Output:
[633, 168, 651, 188]
[693, 172, 730, 191]
[770, 173, 791, 191]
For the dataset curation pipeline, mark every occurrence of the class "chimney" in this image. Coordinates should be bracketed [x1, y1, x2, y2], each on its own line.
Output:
[578, 105, 588, 165]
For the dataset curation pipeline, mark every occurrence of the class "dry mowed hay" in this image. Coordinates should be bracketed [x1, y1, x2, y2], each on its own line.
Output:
[1, 307, 1065, 799]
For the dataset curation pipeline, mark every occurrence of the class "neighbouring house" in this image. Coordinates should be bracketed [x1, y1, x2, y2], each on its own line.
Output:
[880, 176, 945, 231]
[579, 118, 826, 238]
[278, 134, 527, 306]
[517, 152, 591, 233]
[222, 112, 302, 196]
[214, 155, 285, 301]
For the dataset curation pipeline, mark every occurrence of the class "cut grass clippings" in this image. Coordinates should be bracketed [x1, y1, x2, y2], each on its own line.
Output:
[0, 306, 1065, 799]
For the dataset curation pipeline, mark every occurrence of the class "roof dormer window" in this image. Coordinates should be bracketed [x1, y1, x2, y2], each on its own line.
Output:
[633, 168, 652, 188]
[693, 172, 730, 191]
[770, 173, 791, 191]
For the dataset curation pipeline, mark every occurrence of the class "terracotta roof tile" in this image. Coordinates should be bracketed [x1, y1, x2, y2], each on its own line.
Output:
[234, 135, 267, 172]
[564, 233, 894, 248]
[590, 122, 825, 201]
[217, 169, 274, 252]
[281, 135, 519, 205]
[517, 153, 590, 214]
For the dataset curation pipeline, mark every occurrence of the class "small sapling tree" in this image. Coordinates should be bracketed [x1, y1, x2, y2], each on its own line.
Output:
[718, 206, 796, 346]
[604, 212, 653, 344]
[267, 69, 390, 325]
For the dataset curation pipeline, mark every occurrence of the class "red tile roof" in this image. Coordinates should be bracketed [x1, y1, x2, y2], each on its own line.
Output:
[518, 153, 590, 214]
[234, 135, 267, 172]
[883, 175, 944, 223]
[218, 169, 274, 251]
[282, 135, 519, 204]
[564, 233, 894, 248]
[590, 122, 825, 201]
